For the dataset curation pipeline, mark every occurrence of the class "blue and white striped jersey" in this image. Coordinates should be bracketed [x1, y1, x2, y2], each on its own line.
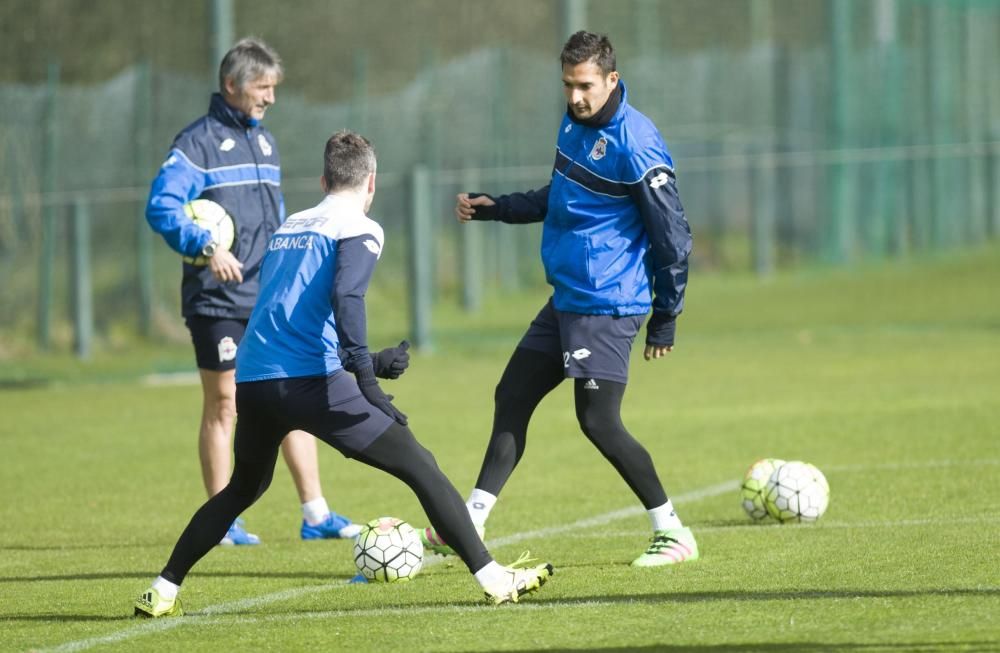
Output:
[235, 194, 384, 383]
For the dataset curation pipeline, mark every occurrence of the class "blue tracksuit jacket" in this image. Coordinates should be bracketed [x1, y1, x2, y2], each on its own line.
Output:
[479, 82, 691, 320]
[146, 93, 284, 319]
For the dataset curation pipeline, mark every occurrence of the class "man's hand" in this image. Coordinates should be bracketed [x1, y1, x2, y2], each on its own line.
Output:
[455, 193, 496, 223]
[643, 344, 673, 361]
[372, 340, 410, 379]
[356, 366, 407, 425]
[644, 313, 676, 362]
[208, 249, 244, 284]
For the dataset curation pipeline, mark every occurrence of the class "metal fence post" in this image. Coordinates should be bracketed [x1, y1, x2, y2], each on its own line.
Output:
[928, 2, 962, 248]
[460, 166, 483, 312]
[134, 60, 155, 337]
[71, 199, 93, 359]
[560, 0, 587, 39]
[964, 5, 989, 242]
[209, 0, 234, 80]
[38, 60, 59, 350]
[827, 0, 855, 263]
[409, 165, 433, 351]
[750, 0, 776, 276]
[874, 0, 901, 256]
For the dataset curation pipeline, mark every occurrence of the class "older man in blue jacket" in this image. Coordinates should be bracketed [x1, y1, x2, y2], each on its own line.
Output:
[146, 37, 361, 545]
[425, 31, 696, 568]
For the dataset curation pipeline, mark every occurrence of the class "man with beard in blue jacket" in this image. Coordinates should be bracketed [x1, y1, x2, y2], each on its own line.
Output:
[424, 31, 697, 568]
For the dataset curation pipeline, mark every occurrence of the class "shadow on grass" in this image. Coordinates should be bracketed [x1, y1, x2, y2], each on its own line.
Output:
[543, 587, 1000, 605]
[1, 613, 134, 623]
[0, 377, 50, 391]
[0, 571, 353, 583]
[475, 643, 999, 652]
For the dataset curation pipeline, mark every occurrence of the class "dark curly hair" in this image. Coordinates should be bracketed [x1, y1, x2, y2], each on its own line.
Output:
[560, 31, 616, 76]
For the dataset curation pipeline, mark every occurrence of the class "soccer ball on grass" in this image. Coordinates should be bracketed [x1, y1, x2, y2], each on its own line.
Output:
[763, 461, 830, 523]
[740, 458, 786, 520]
[353, 517, 423, 582]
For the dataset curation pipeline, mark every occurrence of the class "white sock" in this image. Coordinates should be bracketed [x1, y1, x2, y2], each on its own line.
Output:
[648, 499, 683, 531]
[473, 561, 507, 589]
[302, 497, 331, 526]
[152, 576, 179, 599]
[466, 489, 497, 528]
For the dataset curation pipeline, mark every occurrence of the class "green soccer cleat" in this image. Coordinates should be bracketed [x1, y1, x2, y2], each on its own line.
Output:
[133, 588, 183, 618]
[419, 524, 485, 557]
[630, 527, 700, 567]
[482, 551, 554, 605]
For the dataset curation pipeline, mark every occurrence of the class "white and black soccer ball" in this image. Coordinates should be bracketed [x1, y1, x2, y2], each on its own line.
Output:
[353, 517, 423, 583]
[740, 458, 786, 521]
[182, 198, 236, 265]
[764, 461, 830, 523]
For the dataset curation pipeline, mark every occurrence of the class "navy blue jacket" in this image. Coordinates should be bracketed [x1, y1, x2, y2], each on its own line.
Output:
[476, 82, 691, 328]
[146, 93, 284, 319]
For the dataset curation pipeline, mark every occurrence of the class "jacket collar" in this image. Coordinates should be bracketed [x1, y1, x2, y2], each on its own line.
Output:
[567, 80, 627, 129]
[209, 92, 260, 129]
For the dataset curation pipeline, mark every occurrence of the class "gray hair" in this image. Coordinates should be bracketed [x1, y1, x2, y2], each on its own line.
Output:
[218, 37, 284, 92]
[323, 130, 376, 192]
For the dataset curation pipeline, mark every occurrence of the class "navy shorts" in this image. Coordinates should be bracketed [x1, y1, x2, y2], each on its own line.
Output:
[517, 298, 643, 384]
[185, 316, 247, 372]
[235, 371, 394, 458]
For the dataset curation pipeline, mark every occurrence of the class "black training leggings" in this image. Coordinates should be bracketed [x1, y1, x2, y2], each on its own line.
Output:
[476, 347, 668, 509]
[352, 423, 491, 572]
[161, 423, 491, 585]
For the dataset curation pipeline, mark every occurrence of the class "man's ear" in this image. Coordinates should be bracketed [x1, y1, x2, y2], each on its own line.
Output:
[367, 172, 376, 194]
[320, 175, 328, 193]
[608, 71, 620, 86]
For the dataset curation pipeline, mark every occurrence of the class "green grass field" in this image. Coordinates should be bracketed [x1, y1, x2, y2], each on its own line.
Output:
[2, 246, 999, 652]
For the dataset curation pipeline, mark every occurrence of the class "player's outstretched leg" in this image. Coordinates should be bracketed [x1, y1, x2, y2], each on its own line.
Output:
[574, 378, 699, 567]
[134, 416, 283, 617]
[421, 348, 562, 556]
[353, 422, 554, 603]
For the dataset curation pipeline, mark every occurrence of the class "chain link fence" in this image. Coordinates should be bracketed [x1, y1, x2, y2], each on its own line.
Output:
[0, 0, 997, 354]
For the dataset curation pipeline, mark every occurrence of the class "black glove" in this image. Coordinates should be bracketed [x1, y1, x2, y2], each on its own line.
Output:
[371, 340, 410, 380]
[645, 313, 677, 347]
[467, 193, 499, 220]
[355, 365, 407, 425]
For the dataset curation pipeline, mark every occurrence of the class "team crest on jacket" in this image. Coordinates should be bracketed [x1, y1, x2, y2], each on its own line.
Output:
[590, 137, 608, 161]
[257, 134, 273, 157]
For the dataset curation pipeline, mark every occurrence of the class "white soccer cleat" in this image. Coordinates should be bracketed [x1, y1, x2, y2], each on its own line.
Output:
[631, 527, 699, 567]
[482, 552, 554, 605]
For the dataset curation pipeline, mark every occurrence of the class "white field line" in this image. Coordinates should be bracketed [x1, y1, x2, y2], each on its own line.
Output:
[141, 372, 201, 387]
[825, 459, 1000, 472]
[35, 479, 736, 653]
[554, 513, 1000, 539]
